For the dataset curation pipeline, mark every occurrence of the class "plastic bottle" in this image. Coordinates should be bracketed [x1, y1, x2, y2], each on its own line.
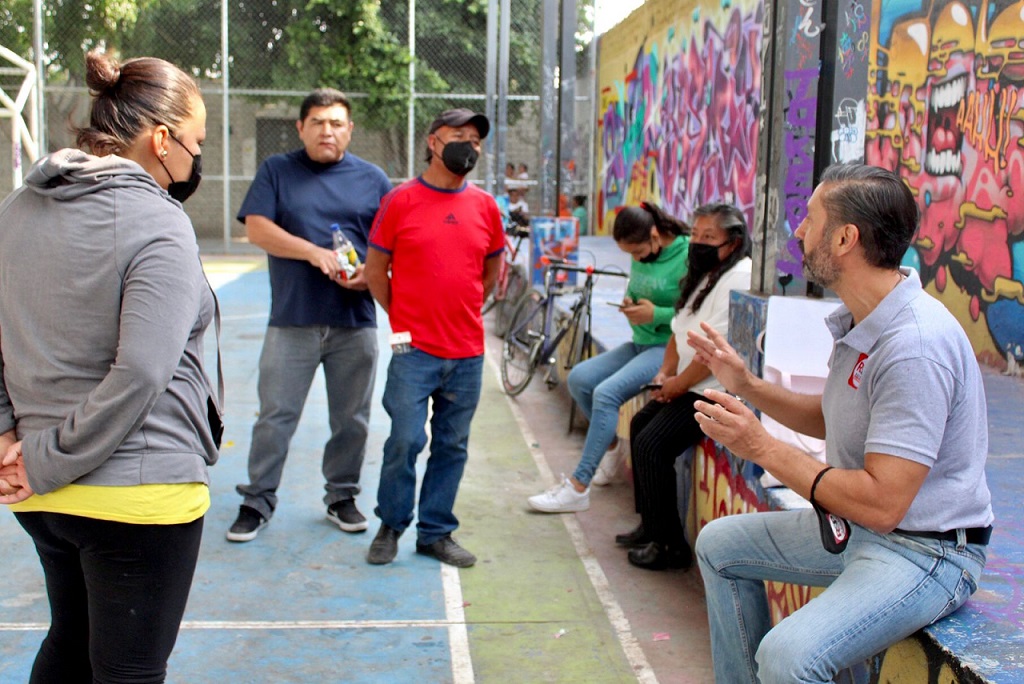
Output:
[331, 223, 360, 280]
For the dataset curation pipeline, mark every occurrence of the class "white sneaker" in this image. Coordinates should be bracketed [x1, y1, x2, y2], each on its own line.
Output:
[591, 442, 626, 486]
[528, 476, 590, 512]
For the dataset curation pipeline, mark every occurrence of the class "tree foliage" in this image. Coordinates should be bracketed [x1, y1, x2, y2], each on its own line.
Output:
[1, 0, 575, 131]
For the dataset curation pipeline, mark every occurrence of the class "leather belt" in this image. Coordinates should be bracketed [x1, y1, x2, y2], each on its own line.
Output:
[894, 526, 992, 545]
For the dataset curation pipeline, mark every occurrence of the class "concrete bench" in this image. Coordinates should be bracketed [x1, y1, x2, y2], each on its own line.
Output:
[561, 242, 1022, 683]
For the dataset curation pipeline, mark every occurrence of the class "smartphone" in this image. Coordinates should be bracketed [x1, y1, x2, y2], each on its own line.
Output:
[640, 383, 663, 391]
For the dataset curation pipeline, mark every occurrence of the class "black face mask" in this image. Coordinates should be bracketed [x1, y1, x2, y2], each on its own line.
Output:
[638, 244, 661, 264]
[160, 132, 203, 203]
[440, 140, 479, 176]
[688, 242, 727, 272]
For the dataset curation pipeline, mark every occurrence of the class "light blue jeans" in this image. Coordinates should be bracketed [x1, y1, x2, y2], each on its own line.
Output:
[237, 325, 378, 519]
[566, 342, 665, 485]
[695, 509, 987, 684]
[375, 349, 483, 546]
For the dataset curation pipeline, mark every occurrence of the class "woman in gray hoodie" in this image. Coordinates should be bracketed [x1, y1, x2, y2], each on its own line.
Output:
[0, 50, 219, 682]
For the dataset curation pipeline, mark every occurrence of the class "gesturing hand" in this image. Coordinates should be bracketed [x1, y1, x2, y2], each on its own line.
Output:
[686, 322, 753, 395]
[693, 390, 770, 464]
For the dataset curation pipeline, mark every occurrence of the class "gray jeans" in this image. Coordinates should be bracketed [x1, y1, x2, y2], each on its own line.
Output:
[236, 325, 378, 519]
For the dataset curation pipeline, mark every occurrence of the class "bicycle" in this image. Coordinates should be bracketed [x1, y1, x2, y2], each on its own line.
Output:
[500, 259, 627, 398]
[482, 223, 530, 337]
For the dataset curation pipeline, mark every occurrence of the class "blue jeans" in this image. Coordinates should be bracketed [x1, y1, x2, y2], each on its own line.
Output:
[566, 342, 665, 485]
[695, 509, 987, 684]
[237, 325, 378, 519]
[375, 349, 484, 545]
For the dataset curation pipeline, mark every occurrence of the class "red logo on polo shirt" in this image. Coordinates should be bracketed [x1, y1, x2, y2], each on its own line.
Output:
[848, 353, 868, 389]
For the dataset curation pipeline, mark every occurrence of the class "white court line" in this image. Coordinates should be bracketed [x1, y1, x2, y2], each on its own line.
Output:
[0, 619, 467, 632]
[485, 347, 658, 684]
[442, 563, 475, 684]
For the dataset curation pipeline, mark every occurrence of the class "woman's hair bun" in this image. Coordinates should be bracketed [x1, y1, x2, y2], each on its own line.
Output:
[84, 51, 121, 93]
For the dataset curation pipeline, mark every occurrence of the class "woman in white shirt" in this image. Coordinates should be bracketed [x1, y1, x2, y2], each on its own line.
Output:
[618, 203, 752, 570]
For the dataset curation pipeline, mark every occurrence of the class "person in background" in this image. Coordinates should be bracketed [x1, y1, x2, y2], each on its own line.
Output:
[688, 164, 992, 683]
[528, 202, 689, 513]
[616, 203, 752, 570]
[227, 88, 392, 542]
[572, 194, 589, 235]
[364, 109, 504, 568]
[508, 183, 530, 226]
[0, 50, 220, 682]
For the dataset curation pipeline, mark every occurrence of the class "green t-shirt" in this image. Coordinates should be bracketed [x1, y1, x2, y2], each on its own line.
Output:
[625, 235, 689, 346]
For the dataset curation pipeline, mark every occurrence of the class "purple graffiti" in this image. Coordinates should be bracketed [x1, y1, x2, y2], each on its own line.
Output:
[780, 68, 820, 277]
[598, 4, 763, 232]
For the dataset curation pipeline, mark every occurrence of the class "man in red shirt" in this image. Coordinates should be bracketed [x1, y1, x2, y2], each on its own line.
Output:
[365, 109, 504, 567]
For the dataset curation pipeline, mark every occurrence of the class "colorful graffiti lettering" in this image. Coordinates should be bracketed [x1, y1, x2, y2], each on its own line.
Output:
[865, 0, 1024, 368]
[597, 0, 763, 233]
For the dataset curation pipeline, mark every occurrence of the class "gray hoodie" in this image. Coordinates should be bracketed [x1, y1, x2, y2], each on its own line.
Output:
[0, 149, 219, 495]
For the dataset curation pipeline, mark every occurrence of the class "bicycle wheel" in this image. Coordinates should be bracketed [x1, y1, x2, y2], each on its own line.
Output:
[495, 264, 527, 338]
[501, 290, 545, 396]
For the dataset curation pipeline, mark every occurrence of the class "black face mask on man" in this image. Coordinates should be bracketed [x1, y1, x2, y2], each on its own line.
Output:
[440, 140, 479, 176]
[688, 242, 727, 273]
[159, 131, 203, 203]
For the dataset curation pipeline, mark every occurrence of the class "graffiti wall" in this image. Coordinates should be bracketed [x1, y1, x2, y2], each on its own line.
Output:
[595, 0, 764, 234]
[865, 0, 1024, 368]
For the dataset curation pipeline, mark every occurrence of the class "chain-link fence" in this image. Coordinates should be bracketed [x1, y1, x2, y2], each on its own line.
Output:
[1, 0, 597, 247]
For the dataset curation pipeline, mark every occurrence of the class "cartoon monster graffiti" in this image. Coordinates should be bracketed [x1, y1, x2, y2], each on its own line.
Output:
[866, 0, 1024, 367]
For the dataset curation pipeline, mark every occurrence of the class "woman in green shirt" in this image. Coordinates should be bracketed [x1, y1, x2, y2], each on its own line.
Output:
[529, 202, 689, 513]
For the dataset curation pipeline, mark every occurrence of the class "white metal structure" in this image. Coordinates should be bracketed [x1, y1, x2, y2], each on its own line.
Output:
[0, 44, 39, 190]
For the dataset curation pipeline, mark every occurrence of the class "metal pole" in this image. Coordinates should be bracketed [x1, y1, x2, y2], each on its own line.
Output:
[32, 0, 45, 153]
[221, 0, 231, 252]
[557, 0, 577, 218]
[406, 0, 417, 181]
[540, 0, 559, 215]
[586, 2, 598, 234]
[485, 0, 498, 194]
[497, 0, 511, 195]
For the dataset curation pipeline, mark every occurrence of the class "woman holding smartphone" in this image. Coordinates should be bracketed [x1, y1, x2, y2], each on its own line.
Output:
[617, 203, 752, 570]
[528, 202, 689, 513]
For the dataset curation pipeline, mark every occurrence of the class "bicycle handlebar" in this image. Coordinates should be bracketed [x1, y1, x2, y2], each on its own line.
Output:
[542, 257, 628, 279]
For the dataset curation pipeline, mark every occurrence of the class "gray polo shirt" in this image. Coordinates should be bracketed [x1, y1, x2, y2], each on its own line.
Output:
[821, 268, 993, 532]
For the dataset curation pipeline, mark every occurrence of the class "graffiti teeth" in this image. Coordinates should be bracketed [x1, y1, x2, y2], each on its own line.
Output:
[925, 148, 963, 176]
[930, 75, 967, 112]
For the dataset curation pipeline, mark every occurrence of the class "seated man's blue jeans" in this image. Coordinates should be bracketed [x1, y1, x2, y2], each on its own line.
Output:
[695, 509, 986, 684]
[375, 349, 484, 546]
[566, 342, 665, 485]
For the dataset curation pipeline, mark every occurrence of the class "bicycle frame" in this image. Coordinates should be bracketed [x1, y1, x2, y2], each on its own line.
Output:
[501, 259, 627, 397]
[494, 227, 529, 301]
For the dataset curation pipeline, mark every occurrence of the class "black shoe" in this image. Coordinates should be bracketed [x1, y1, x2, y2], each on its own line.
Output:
[367, 524, 402, 565]
[627, 541, 693, 571]
[226, 505, 267, 543]
[614, 523, 650, 547]
[326, 499, 369, 533]
[416, 535, 477, 568]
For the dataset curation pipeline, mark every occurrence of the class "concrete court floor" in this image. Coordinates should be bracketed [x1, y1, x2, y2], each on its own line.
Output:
[0, 255, 713, 683]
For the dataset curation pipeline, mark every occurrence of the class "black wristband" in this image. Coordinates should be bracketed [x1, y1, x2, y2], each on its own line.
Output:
[810, 465, 834, 506]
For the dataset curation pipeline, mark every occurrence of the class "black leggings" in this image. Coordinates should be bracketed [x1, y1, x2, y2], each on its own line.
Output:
[629, 393, 705, 546]
[14, 512, 204, 684]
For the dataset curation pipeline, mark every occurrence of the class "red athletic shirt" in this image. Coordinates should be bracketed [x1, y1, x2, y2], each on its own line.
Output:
[369, 178, 504, 358]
